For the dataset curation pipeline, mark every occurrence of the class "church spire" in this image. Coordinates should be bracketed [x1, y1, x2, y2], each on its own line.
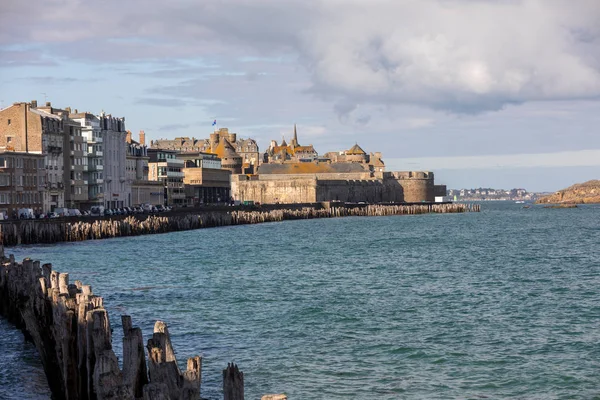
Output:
[291, 123, 299, 147]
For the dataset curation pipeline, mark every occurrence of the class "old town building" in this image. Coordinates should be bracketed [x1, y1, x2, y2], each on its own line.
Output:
[177, 152, 231, 205]
[35, 104, 88, 209]
[0, 151, 46, 218]
[0, 101, 65, 212]
[126, 130, 162, 206]
[70, 111, 104, 208]
[263, 124, 318, 164]
[151, 127, 260, 174]
[148, 148, 185, 206]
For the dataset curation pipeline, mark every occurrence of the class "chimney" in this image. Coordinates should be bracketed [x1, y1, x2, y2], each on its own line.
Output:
[65, 107, 71, 113]
[139, 130, 145, 145]
[74, 109, 78, 113]
[31, 100, 38, 108]
[45, 102, 51, 106]
[126, 130, 132, 143]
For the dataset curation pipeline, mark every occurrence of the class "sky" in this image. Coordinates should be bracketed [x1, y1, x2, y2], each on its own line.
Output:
[1, 0, 599, 192]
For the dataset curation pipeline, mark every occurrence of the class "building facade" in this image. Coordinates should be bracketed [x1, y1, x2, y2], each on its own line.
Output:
[99, 112, 129, 208]
[151, 127, 260, 174]
[126, 131, 162, 206]
[70, 111, 104, 208]
[148, 149, 185, 206]
[263, 125, 318, 164]
[177, 152, 231, 205]
[0, 101, 65, 212]
[0, 151, 46, 218]
[34, 104, 88, 209]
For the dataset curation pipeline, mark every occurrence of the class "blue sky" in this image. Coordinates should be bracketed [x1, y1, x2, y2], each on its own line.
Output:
[1, 0, 599, 191]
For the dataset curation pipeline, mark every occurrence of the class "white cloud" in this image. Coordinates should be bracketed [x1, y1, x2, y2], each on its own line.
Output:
[406, 118, 434, 129]
[387, 149, 600, 170]
[2, 0, 599, 114]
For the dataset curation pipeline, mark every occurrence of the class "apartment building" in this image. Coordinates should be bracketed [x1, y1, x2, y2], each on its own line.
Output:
[70, 111, 104, 208]
[177, 152, 231, 205]
[0, 151, 46, 218]
[0, 101, 65, 212]
[100, 112, 130, 208]
[34, 105, 88, 209]
[148, 148, 185, 206]
[126, 130, 162, 206]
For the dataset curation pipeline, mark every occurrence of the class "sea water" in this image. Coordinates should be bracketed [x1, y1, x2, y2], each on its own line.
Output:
[1, 202, 599, 399]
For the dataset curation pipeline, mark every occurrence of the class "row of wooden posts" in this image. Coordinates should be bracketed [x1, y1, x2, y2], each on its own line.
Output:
[0, 203, 479, 246]
[0, 247, 287, 400]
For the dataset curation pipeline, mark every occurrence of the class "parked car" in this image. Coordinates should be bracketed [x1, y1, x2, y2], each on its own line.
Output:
[18, 208, 35, 219]
[155, 205, 166, 212]
[104, 209, 113, 216]
[68, 209, 82, 217]
[90, 206, 105, 217]
[48, 212, 59, 219]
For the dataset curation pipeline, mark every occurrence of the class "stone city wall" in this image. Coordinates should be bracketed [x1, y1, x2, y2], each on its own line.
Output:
[232, 171, 436, 204]
[233, 177, 318, 204]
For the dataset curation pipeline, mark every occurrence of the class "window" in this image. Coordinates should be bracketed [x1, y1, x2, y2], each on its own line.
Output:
[7, 137, 12, 143]
[7, 119, 11, 125]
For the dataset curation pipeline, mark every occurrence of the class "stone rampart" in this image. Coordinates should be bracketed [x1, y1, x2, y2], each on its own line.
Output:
[232, 171, 437, 204]
[390, 171, 435, 203]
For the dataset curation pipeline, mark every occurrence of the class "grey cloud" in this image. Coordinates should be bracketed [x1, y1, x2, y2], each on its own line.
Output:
[19, 76, 101, 85]
[135, 98, 187, 107]
[355, 115, 371, 126]
[157, 123, 191, 131]
[0, 49, 57, 67]
[333, 100, 357, 119]
[5, 0, 600, 114]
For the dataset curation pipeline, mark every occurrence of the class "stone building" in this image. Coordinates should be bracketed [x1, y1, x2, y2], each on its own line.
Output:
[0, 101, 65, 212]
[148, 148, 185, 206]
[99, 112, 130, 208]
[70, 111, 104, 208]
[71, 109, 130, 208]
[177, 152, 231, 205]
[322, 143, 385, 173]
[126, 131, 162, 206]
[263, 125, 318, 164]
[234, 140, 444, 204]
[151, 127, 260, 174]
[0, 151, 46, 218]
[34, 104, 88, 209]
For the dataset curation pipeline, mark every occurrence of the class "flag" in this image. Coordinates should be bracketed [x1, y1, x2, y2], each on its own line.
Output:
[212, 119, 217, 126]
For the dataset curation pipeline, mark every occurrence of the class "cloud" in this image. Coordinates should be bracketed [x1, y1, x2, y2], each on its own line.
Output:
[406, 118, 434, 129]
[157, 123, 191, 131]
[135, 98, 187, 107]
[355, 115, 371, 126]
[19, 76, 101, 85]
[386, 149, 600, 171]
[0, 49, 57, 67]
[2, 0, 600, 114]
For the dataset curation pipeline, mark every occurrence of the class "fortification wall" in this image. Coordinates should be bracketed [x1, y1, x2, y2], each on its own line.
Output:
[232, 170, 436, 203]
[233, 177, 318, 203]
[316, 180, 385, 203]
[390, 171, 435, 203]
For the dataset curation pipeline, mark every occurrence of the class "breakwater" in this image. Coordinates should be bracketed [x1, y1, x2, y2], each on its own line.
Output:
[0, 203, 479, 246]
[0, 247, 285, 400]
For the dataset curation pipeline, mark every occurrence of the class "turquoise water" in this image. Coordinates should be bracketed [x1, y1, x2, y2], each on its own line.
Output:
[2, 202, 600, 399]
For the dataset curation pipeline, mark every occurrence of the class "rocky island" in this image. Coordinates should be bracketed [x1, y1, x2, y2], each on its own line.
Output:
[535, 180, 600, 204]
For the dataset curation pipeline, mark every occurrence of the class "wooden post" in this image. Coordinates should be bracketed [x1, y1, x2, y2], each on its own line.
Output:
[223, 363, 244, 400]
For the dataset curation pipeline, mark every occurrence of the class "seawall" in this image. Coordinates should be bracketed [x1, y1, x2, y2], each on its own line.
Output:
[0, 248, 281, 400]
[0, 203, 479, 247]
